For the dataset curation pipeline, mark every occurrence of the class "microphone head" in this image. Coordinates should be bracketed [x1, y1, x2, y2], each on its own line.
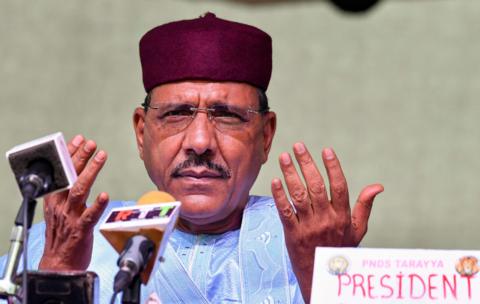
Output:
[137, 191, 175, 205]
[6, 132, 77, 198]
[100, 191, 181, 284]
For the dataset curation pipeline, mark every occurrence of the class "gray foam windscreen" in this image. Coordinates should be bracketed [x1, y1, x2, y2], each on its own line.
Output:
[6, 132, 77, 198]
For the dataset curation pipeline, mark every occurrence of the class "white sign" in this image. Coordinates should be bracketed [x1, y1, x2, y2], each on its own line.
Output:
[311, 247, 480, 303]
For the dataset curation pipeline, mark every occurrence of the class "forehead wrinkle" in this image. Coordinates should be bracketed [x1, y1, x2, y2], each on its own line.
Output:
[151, 82, 258, 107]
[173, 88, 228, 102]
[180, 88, 230, 106]
[205, 88, 229, 101]
[174, 89, 200, 103]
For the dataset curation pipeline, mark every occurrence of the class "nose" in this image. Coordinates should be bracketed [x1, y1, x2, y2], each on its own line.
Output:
[182, 110, 217, 156]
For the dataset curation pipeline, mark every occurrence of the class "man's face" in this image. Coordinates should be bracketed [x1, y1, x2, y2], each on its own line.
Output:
[133, 81, 276, 233]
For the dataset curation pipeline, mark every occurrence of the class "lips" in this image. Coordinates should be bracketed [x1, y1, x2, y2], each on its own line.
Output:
[175, 168, 223, 179]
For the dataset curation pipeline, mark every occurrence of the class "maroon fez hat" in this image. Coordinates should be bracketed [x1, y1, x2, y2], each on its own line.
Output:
[139, 12, 272, 92]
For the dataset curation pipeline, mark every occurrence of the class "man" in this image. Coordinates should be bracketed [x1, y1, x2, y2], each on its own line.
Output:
[1, 13, 383, 303]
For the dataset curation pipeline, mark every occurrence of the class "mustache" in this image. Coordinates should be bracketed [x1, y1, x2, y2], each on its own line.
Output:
[171, 154, 231, 179]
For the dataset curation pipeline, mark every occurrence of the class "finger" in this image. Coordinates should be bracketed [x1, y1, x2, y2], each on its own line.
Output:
[67, 134, 85, 156]
[79, 192, 109, 231]
[43, 135, 85, 207]
[350, 184, 384, 243]
[271, 178, 297, 230]
[292, 142, 329, 212]
[71, 140, 97, 175]
[322, 148, 350, 216]
[66, 150, 107, 213]
[278, 152, 312, 219]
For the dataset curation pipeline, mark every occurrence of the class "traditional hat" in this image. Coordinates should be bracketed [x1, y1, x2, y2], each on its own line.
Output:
[139, 12, 272, 92]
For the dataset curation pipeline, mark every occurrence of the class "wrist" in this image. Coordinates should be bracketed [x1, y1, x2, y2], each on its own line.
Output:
[39, 254, 88, 271]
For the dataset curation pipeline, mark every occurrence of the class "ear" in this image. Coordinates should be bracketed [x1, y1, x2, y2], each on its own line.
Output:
[133, 107, 146, 160]
[261, 111, 276, 164]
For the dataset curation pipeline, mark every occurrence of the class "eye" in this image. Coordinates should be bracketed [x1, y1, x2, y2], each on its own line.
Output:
[163, 109, 192, 117]
[159, 105, 194, 120]
[211, 105, 248, 123]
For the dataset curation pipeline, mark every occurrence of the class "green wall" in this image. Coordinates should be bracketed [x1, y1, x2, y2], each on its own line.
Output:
[1, 0, 479, 254]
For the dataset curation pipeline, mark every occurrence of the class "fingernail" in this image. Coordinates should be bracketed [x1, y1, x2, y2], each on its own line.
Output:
[377, 185, 385, 193]
[294, 142, 305, 154]
[272, 178, 282, 190]
[99, 192, 109, 202]
[95, 150, 106, 161]
[84, 140, 95, 152]
[324, 148, 335, 160]
[280, 153, 291, 165]
[72, 135, 83, 147]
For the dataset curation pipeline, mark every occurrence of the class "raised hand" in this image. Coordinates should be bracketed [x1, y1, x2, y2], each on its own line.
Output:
[38, 135, 109, 271]
[271, 143, 383, 302]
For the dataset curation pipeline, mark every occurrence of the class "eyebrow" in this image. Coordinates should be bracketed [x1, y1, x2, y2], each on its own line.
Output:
[149, 101, 195, 108]
[151, 100, 240, 108]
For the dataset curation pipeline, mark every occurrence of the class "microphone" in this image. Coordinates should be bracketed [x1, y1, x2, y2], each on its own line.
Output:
[6, 132, 77, 199]
[1, 133, 78, 302]
[113, 235, 154, 293]
[100, 191, 180, 292]
[329, 0, 381, 13]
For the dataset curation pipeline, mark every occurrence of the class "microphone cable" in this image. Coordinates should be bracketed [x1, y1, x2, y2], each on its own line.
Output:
[110, 291, 119, 304]
[21, 195, 29, 304]
[18, 164, 50, 304]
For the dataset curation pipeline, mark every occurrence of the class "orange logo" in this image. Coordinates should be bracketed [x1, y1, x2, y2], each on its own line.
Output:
[455, 256, 479, 277]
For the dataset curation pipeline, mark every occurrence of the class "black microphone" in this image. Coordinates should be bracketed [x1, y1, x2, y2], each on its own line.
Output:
[113, 235, 155, 293]
[329, 0, 381, 13]
[101, 191, 181, 303]
[18, 158, 54, 200]
[0, 132, 78, 303]
[6, 132, 77, 199]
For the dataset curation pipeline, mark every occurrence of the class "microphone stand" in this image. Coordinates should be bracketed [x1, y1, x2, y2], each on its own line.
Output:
[121, 274, 141, 304]
[0, 197, 37, 303]
[112, 234, 155, 304]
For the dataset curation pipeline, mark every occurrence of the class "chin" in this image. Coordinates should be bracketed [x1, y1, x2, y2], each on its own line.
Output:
[177, 194, 226, 218]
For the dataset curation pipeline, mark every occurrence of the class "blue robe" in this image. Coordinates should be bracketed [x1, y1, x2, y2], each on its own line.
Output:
[0, 196, 304, 303]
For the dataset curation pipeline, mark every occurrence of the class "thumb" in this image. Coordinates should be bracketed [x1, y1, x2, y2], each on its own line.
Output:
[350, 184, 384, 244]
